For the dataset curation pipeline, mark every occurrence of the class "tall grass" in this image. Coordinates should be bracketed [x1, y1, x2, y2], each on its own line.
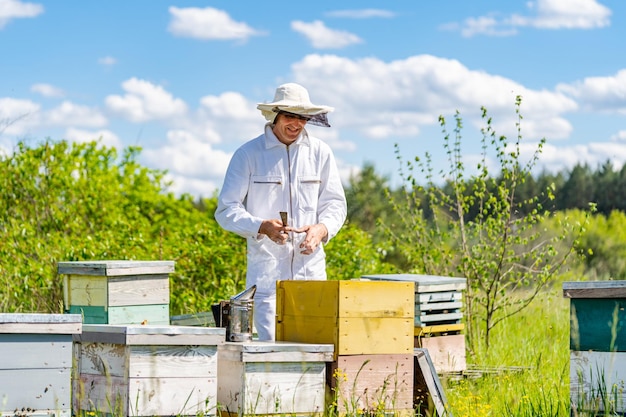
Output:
[445, 286, 571, 416]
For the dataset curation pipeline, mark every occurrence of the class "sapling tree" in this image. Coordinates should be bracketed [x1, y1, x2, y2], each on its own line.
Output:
[384, 97, 592, 352]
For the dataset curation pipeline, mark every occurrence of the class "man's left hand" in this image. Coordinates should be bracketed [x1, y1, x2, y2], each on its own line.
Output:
[288, 223, 328, 255]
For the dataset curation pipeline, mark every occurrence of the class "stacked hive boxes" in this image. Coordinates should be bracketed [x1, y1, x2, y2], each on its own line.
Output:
[275, 280, 415, 415]
[564, 281, 626, 415]
[363, 274, 467, 374]
[59, 260, 173, 325]
[59, 260, 227, 417]
[0, 313, 82, 417]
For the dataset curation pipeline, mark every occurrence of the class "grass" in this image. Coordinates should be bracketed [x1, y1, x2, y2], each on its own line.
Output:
[444, 286, 571, 416]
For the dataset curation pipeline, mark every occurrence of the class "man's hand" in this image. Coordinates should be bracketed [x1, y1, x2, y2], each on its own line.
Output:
[290, 223, 328, 255]
[258, 219, 289, 245]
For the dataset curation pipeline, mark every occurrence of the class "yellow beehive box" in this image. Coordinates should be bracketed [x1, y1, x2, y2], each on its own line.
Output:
[276, 280, 414, 357]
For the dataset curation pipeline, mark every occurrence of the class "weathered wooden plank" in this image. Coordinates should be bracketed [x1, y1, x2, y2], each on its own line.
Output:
[363, 273, 467, 293]
[563, 280, 626, 299]
[219, 341, 334, 363]
[570, 298, 626, 352]
[74, 374, 217, 416]
[418, 291, 463, 303]
[58, 260, 175, 276]
[0, 334, 73, 369]
[68, 305, 108, 324]
[570, 350, 626, 414]
[108, 275, 169, 306]
[417, 311, 463, 324]
[75, 324, 225, 345]
[328, 354, 414, 412]
[0, 368, 71, 411]
[66, 275, 108, 307]
[417, 301, 463, 312]
[76, 342, 218, 378]
[414, 348, 448, 417]
[415, 333, 466, 373]
[107, 304, 170, 325]
[0, 313, 82, 334]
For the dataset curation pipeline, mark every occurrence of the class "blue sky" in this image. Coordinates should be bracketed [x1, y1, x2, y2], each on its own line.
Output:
[1, 0, 625, 197]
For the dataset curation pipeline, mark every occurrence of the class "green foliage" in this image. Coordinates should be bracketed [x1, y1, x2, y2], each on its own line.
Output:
[325, 223, 396, 280]
[383, 97, 592, 352]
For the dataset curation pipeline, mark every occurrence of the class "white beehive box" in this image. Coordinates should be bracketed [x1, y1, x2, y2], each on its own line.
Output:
[73, 324, 225, 417]
[217, 341, 334, 416]
[0, 313, 82, 417]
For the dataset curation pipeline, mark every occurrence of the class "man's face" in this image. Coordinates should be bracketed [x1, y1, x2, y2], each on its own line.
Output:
[272, 112, 308, 145]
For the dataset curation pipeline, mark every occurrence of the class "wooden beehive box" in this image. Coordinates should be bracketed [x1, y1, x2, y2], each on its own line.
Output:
[275, 280, 414, 357]
[58, 260, 173, 325]
[73, 324, 225, 417]
[328, 353, 414, 415]
[0, 313, 82, 417]
[217, 341, 334, 416]
[564, 281, 626, 414]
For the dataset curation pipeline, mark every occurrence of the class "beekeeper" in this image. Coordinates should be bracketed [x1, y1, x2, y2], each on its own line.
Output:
[214, 82, 347, 340]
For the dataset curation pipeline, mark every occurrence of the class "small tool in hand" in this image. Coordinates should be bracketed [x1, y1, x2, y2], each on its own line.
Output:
[279, 211, 291, 242]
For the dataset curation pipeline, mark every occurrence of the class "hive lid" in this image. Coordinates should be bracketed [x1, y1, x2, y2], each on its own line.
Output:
[563, 280, 626, 298]
[0, 313, 82, 334]
[76, 323, 226, 345]
[362, 274, 466, 292]
[57, 260, 175, 276]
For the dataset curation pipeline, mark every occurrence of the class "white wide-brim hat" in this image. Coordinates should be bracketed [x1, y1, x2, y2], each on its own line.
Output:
[257, 83, 334, 127]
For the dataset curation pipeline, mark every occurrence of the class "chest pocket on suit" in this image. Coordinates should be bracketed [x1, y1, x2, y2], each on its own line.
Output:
[250, 175, 283, 210]
[298, 175, 321, 213]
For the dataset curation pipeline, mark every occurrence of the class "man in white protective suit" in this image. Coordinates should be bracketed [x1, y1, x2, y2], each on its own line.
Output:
[214, 82, 347, 341]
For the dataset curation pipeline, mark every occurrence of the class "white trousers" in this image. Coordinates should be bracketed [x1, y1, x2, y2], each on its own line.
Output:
[254, 292, 276, 341]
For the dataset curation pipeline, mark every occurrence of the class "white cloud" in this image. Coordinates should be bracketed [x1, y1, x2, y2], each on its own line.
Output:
[528, 140, 626, 174]
[290, 54, 576, 141]
[105, 78, 187, 123]
[197, 91, 261, 143]
[450, 0, 611, 37]
[45, 101, 108, 127]
[142, 129, 232, 197]
[611, 131, 626, 142]
[556, 69, 626, 114]
[31, 83, 65, 98]
[326, 9, 395, 19]
[291, 20, 362, 49]
[0, 0, 43, 29]
[167, 6, 264, 41]
[65, 127, 121, 149]
[0, 97, 40, 135]
[98, 56, 117, 67]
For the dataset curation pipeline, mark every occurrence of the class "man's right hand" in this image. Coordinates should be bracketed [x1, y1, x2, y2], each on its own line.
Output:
[258, 219, 289, 244]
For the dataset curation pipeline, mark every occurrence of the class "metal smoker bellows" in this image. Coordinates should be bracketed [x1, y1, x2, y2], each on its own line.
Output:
[227, 285, 256, 342]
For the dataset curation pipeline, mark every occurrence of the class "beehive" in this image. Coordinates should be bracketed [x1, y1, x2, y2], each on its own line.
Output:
[275, 280, 414, 357]
[217, 341, 334, 416]
[564, 281, 626, 414]
[363, 274, 467, 373]
[59, 260, 173, 325]
[0, 313, 82, 417]
[73, 324, 225, 417]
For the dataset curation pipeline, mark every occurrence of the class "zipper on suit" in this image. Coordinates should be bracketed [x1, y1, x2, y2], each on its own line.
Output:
[286, 144, 295, 280]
